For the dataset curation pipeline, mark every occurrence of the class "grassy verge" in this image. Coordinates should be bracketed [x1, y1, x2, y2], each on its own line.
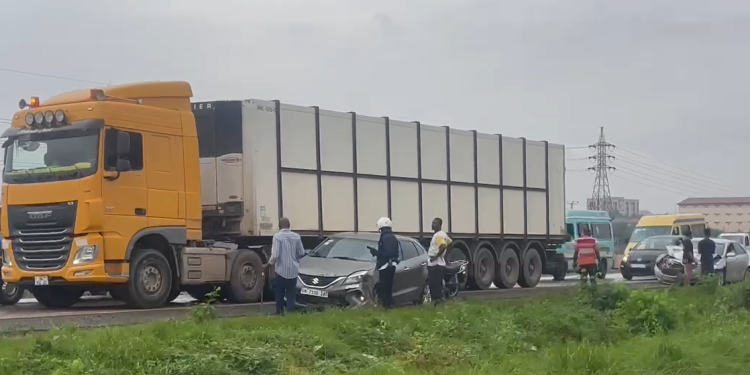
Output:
[2, 278, 750, 374]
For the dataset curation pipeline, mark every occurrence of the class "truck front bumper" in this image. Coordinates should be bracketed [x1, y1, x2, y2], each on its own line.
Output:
[1, 234, 127, 286]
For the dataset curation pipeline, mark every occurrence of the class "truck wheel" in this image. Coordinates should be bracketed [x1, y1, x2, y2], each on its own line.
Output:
[493, 249, 520, 289]
[32, 286, 84, 308]
[122, 248, 174, 309]
[0, 280, 24, 306]
[552, 255, 568, 281]
[598, 259, 608, 277]
[518, 249, 543, 288]
[467, 247, 495, 290]
[224, 251, 265, 303]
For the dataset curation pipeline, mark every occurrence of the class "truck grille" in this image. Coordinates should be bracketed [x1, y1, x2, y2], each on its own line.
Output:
[6, 202, 77, 271]
[11, 228, 73, 271]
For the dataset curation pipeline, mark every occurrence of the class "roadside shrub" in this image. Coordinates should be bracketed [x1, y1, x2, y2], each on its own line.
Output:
[578, 283, 631, 312]
[615, 290, 678, 335]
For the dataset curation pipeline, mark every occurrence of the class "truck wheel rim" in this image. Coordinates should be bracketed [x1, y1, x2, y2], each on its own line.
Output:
[1, 282, 16, 296]
[141, 265, 162, 293]
[240, 262, 256, 289]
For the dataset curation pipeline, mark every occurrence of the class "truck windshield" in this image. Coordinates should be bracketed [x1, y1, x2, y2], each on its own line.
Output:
[3, 129, 100, 184]
[629, 226, 672, 243]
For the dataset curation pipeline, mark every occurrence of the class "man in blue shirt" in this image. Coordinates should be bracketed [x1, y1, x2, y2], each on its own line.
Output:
[697, 227, 716, 276]
[264, 217, 306, 315]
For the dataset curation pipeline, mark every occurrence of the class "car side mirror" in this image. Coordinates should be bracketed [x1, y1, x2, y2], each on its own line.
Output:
[304, 248, 312, 254]
[116, 159, 131, 172]
[116, 131, 131, 155]
[727, 252, 736, 258]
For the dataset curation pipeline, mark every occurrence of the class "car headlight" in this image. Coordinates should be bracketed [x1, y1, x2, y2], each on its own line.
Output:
[343, 271, 367, 286]
[622, 255, 628, 263]
[73, 245, 99, 265]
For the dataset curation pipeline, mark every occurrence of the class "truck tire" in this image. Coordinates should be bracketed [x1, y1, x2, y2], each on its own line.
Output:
[224, 250, 265, 303]
[598, 259, 608, 277]
[518, 249, 543, 288]
[493, 249, 520, 289]
[32, 286, 84, 308]
[467, 247, 495, 290]
[122, 248, 174, 309]
[0, 280, 23, 306]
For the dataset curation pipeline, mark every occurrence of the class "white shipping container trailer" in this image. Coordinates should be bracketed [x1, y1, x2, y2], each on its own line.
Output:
[192, 99, 567, 293]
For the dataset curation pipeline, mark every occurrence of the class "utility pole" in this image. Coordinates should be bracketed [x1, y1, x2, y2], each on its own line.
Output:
[566, 200, 579, 209]
[588, 127, 616, 211]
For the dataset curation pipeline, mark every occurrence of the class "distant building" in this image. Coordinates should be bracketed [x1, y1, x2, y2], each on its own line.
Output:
[677, 197, 750, 232]
[587, 196, 640, 217]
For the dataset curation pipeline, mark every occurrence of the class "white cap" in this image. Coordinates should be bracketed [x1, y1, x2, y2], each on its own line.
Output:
[376, 217, 392, 229]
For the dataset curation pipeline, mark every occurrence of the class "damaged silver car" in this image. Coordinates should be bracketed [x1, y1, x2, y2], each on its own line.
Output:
[654, 237, 750, 285]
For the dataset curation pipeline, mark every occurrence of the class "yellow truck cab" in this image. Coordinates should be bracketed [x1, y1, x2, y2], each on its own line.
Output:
[0, 82, 258, 309]
[623, 213, 706, 260]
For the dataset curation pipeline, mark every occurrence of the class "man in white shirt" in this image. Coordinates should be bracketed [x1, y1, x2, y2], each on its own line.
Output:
[428, 217, 452, 306]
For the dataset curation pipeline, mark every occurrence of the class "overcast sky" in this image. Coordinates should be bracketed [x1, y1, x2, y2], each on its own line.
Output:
[1, 0, 749, 213]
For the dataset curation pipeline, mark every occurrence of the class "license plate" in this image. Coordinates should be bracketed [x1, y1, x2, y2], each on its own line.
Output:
[631, 264, 646, 269]
[300, 288, 328, 298]
[34, 276, 49, 286]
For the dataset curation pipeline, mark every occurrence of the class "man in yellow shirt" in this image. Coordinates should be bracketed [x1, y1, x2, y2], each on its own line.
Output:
[428, 217, 452, 306]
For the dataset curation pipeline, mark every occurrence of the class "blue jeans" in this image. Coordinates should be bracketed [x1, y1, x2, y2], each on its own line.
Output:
[274, 274, 297, 315]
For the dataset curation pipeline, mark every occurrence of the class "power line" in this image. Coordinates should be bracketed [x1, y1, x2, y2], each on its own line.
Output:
[614, 166, 718, 197]
[614, 154, 739, 195]
[618, 147, 726, 186]
[0, 67, 106, 85]
[610, 174, 693, 197]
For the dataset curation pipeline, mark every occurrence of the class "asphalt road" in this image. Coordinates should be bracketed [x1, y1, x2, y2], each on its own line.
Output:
[0, 273, 660, 334]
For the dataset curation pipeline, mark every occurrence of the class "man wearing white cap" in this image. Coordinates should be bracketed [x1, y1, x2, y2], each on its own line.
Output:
[369, 217, 399, 308]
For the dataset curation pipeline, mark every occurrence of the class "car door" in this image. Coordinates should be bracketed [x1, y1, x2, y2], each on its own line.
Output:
[730, 242, 749, 281]
[725, 243, 742, 281]
[392, 240, 425, 305]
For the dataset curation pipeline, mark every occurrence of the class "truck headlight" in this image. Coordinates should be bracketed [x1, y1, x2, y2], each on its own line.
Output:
[343, 271, 367, 286]
[1, 240, 11, 266]
[73, 245, 99, 265]
[1, 249, 11, 266]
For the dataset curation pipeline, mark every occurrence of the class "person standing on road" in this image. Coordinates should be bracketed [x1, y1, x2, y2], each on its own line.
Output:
[573, 227, 600, 286]
[264, 217, 306, 315]
[428, 217, 452, 306]
[697, 228, 716, 276]
[681, 229, 696, 287]
[369, 217, 399, 309]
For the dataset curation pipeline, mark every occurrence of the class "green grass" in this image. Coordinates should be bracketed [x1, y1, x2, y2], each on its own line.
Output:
[3, 278, 750, 374]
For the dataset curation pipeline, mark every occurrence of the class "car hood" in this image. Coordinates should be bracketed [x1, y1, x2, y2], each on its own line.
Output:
[627, 250, 667, 263]
[299, 256, 375, 277]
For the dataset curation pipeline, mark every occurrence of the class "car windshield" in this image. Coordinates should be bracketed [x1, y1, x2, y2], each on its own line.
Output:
[629, 226, 672, 243]
[308, 237, 378, 262]
[719, 235, 744, 244]
[3, 129, 100, 183]
[633, 237, 679, 251]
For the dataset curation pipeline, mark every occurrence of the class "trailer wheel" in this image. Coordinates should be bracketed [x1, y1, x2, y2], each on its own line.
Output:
[224, 251, 265, 303]
[493, 248, 520, 289]
[467, 247, 495, 290]
[0, 279, 23, 306]
[32, 286, 84, 308]
[122, 248, 174, 309]
[518, 248, 543, 288]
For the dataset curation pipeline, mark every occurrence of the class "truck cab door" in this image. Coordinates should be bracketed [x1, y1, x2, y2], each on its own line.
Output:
[101, 128, 148, 260]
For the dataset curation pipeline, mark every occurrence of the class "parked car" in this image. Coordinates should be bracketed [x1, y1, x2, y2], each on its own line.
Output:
[295, 232, 430, 308]
[620, 235, 681, 280]
[654, 238, 750, 285]
[718, 233, 750, 247]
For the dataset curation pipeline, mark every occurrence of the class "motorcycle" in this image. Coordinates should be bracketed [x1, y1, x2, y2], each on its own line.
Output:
[443, 260, 469, 299]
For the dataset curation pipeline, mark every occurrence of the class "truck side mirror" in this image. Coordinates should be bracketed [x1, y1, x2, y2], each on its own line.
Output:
[116, 131, 131, 155]
[116, 159, 131, 172]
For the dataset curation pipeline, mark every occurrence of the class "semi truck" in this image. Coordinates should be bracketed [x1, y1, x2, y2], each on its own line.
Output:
[0, 81, 568, 309]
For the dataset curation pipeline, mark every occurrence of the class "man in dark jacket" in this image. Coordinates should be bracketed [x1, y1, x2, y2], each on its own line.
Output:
[369, 217, 399, 308]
